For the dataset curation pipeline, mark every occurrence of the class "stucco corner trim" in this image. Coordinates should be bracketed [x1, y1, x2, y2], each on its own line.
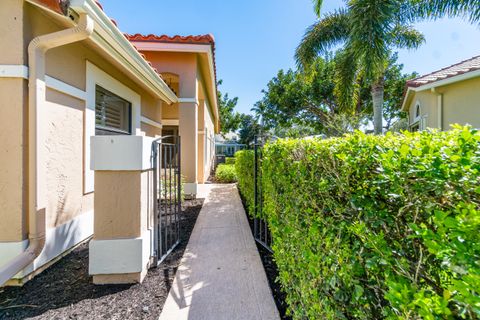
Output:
[0, 65, 29, 79]
[179, 97, 199, 105]
[89, 232, 150, 275]
[45, 75, 87, 101]
[141, 116, 162, 129]
[0, 65, 87, 101]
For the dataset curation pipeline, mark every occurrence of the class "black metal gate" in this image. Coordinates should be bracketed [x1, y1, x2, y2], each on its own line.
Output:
[152, 135, 182, 265]
[253, 135, 273, 252]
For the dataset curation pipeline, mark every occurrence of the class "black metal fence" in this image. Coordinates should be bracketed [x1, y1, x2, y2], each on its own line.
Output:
[253, 135, 273, 252]
[152, 135, 182, 265]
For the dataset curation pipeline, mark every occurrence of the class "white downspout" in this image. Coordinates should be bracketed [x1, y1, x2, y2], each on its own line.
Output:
[0, 13, 94, 286]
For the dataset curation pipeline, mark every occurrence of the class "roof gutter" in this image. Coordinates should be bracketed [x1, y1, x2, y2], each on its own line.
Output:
[0, 13, 94, 286]
[69, 0, 178, 104]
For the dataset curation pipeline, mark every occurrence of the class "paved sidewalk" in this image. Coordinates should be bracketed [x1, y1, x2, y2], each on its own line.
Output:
[159, 184, 279, 320]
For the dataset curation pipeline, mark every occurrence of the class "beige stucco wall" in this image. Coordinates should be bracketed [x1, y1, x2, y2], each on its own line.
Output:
[441, 77, 480, 129]
[1, 0, 26, 65]
[0, 79, 28, 241]
[94, 169, 153, 240]
[408, 76, 480, 130]
[179, 102, 198, 185]
[0, 3, 165, 243]
[45, 89, 94, 228]
[197, 100, 206, 183]
[408, 90, 438, 129]
[141, 123, 162, 137]
[203, 100, 215, 181]
[163, 103, 179, 120]
[142, 52, 198, 98]
[197, 93, 216, 182]
[0, 0, 28, 242]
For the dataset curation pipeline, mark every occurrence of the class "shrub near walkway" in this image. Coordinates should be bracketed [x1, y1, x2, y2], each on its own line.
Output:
[214, 164, 237, 183]
[237, 127, 480, 319]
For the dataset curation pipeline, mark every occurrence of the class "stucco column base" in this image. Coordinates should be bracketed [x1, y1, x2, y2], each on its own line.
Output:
[90, 136, 155, 285]
[93, 270, 147, 285]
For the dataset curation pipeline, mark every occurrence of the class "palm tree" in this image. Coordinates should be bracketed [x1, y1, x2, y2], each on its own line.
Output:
[296, 0, 425, 134]
[413, 0, 480, 23]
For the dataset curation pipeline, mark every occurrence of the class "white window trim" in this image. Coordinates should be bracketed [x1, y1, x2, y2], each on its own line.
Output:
[413, 101, 422, 123]
[85, 61, 141, 193]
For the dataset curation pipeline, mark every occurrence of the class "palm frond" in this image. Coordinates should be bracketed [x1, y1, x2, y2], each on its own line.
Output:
[412, 0, 480, 24]
[348, 0, 399, 80]
[295, 8, 350, 68]
[389, 25, 425, 49]
[313, 0, 324, 17]
[333, 49, 360, 112]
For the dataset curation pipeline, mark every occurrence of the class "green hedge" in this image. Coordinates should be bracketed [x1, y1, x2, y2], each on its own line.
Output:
[225, 157, 236, 165]
[215, 164, 237, 183]
[235, 150, 255, 214]
[240, 127, 480, 319]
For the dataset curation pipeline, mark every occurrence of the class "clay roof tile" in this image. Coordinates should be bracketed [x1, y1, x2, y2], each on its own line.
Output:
[407, 55, 480, 88]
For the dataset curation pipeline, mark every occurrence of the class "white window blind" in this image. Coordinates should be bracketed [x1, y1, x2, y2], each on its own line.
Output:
[95, 86, 132, 135]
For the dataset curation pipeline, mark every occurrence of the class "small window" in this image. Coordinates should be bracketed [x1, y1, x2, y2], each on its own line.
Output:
[415, 103, 421, 119]
[410, 122, 420, 132]
[95, 86, 132, 135]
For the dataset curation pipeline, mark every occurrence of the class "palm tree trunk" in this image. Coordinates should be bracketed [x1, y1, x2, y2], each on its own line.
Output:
[371, 77, 384, 135]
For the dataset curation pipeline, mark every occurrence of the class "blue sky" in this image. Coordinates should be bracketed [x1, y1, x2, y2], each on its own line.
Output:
[100, 0, 480, 114]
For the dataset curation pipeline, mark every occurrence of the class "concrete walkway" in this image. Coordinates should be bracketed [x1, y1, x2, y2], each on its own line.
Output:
[159, 184, 279, 320]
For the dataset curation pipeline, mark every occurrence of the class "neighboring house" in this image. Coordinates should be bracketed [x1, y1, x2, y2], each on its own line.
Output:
[402, 55, 480, 131]
[128, 34, 219, 187]
[0, 0, 218, 286]
[214, 133, 245, 157]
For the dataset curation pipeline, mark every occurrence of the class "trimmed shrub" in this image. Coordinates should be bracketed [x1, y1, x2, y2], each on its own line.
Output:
[225, 157, 236, 165]
[235, 150, 255, 213]
[215, 164, 237, 183]
[240, 127, 480, 319]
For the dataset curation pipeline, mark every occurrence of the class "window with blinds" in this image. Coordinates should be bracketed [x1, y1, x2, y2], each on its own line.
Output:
[95, 86, 132, 135]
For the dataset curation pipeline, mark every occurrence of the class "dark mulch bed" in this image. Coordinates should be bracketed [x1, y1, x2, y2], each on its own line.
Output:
[0, 199, 204, 320]
[238, 194, 291, 320]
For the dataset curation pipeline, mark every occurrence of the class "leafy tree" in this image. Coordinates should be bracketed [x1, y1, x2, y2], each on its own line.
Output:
[238, 114, 261, 147]
[253, 56, 367, 137]
[217, 80, 243, 135]
[272, 124, 319, 139]
[254, 54, 414, 136]
[296, 0, 425, 134]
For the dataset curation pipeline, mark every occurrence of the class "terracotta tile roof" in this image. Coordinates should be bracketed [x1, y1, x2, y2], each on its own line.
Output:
[126, 33, 218, 89]
[407, 55, 480, 88]
[126, 34, 215, 46]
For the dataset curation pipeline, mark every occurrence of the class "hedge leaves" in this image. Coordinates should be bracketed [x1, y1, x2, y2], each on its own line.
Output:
[236, 127, 480, 319]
